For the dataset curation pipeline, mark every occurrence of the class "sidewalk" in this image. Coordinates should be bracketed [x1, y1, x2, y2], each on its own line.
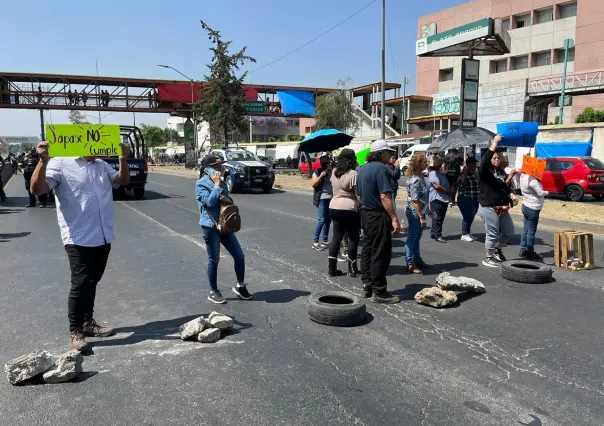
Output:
[150, 166, 604, 235]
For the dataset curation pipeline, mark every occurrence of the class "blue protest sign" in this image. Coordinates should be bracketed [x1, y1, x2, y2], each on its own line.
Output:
[496, 122, 539, 148]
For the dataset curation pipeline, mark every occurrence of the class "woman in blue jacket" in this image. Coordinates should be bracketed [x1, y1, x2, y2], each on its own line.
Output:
[196, 155, 250, 304]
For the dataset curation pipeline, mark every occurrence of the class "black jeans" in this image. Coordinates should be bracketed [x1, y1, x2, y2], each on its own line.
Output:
[360, 210, 392, 293]
[24, 177, 47, 206]
[65, 244, 111, 332]
[328, 209, 360, 261]
[0, 176, 5, 200]
[430, 200, 448, 239]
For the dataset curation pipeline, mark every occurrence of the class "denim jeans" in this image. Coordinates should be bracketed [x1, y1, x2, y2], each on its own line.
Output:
[478, 205, 514, 252]
[405, 208, 423, 266]
[457, 195, 478, 235]
[313, 198, 331, 243]
[520, 204, 541, 253]
[201, 227, 245, 292]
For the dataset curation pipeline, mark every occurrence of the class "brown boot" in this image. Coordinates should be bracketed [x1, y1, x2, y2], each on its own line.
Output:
[69, 331, 89, 352]
[83, 319, 114, 337]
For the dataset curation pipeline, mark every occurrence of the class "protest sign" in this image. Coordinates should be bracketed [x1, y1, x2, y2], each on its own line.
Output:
[496, 122, 539, 148]
[521, 155, 546, 180]
[46, 124, 121, 157]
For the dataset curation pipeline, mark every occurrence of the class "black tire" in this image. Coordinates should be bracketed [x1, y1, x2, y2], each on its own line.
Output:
[133, 188, 145, 199]
[225, 175, 237, 194]
[263, 184, 272, 194]
[566, 184, 584, 202]
[307, 291, 366, 327]
[501, 260, 553, 284]
[593, 194, 603, 201]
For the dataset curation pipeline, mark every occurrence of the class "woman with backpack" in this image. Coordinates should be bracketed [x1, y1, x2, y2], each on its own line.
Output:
[327, 149, 360, 277]
[311, 153, 333, 251]
[196, 155, 250, 304]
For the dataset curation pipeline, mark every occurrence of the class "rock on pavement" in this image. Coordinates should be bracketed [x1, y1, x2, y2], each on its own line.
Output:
[208, 312, 233, 330]
[43, 350, 83, 384]
[179, 317, 208, 340]
[197, 328, 222, 343]
[415, 287, 457, 308]
[5, 350, 54, 385]
[436, 272, 486, 293]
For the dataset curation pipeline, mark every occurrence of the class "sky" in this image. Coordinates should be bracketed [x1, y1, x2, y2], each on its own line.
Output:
[1, 0, 463, 137]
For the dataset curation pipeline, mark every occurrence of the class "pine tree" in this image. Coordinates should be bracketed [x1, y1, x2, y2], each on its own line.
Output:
[196, 21, 256, 147]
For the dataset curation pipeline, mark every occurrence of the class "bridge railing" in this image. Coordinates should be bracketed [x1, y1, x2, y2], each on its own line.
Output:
[528, 70, 604, 95]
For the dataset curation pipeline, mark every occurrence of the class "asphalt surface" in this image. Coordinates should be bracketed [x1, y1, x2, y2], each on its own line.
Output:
[1, 172, 603, 426]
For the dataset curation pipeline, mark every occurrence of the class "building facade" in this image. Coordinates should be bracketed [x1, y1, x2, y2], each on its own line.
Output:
[417, 0, 603, 133]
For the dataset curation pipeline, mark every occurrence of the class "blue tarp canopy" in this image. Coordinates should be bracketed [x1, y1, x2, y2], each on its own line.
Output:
[535, 127, 593, 158]
[276, 90, 315, 117]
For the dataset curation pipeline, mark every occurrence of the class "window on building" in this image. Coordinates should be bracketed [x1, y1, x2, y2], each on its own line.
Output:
[439, 68, 454, 82]
[491, 59, 508, 73]
[534, 51, 551, 67]
[305, 126, 312, 133]
[513, 55, 529, 70]
[502, 18, 510, 32]
[559, 2, 577, 19]
[554, 47, 575, 63]
[536, 8, 553, 24]
[515, 13, 531, 28]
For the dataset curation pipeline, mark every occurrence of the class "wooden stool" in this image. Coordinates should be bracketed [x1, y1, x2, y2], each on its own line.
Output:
[554, 230, 595, 270]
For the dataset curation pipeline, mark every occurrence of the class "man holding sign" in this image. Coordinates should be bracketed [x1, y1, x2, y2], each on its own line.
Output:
[30, 140, 130, 352]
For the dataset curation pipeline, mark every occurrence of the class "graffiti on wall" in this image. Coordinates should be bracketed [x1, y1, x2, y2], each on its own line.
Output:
[432, 93, 460, 115]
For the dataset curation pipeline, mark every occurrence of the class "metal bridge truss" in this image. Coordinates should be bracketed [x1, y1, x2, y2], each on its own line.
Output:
[528, 70, 604, 97]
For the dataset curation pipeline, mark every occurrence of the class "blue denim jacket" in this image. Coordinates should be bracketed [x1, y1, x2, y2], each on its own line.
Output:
[195, 175, 229, 228]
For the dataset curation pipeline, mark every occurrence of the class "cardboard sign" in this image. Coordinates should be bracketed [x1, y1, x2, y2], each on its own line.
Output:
[496, 122, 538, 148]
[521, 155, 546, 180]
[46, 124, 121, 157]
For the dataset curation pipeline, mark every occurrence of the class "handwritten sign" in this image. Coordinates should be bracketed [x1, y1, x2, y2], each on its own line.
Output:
[496, 122, 538, 148]
[521, 155, 546, 180]
[46, 124, 121, 157]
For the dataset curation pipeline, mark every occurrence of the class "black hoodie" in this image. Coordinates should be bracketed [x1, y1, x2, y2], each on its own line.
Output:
[478, 149, 511, 207]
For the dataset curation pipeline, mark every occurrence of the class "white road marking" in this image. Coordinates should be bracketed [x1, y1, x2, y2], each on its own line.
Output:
[264, 208, 315, 222]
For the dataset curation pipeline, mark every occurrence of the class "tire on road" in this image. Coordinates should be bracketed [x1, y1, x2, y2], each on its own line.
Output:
[307, 291, 366, 327]
[566, 184, 584, 202]
[501, 260, 553, 284]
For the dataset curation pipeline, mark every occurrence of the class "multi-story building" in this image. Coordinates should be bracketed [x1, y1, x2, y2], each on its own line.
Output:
[416, 0, 602, 140]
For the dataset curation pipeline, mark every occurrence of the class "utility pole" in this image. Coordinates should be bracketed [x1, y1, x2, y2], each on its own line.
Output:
[249, 61, 253, 143]
[380, 0, 386, 140]
[401, 76, 408, 135]
[559, 38, 574, 125]
[39, 109, 45, 140]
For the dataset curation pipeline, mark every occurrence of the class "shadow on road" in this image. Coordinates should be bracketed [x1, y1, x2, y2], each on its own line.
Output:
[114, 190, 184, 201]
[389, 261, 478, 277]
[253, 289, 311, 303]
[15, 371, 99, 386]
[391, 283, 433, 301]
[0, 231, 31, 242]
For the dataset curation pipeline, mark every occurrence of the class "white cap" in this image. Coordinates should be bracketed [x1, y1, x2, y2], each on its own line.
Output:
[370, 140, 395, 152]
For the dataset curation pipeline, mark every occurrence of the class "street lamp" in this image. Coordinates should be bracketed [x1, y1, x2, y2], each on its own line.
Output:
[158, 64, 197, 162]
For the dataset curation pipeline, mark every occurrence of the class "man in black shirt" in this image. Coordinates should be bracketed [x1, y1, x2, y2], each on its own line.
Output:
[356, 140, 401, 303]
[23, 148, 47, 208]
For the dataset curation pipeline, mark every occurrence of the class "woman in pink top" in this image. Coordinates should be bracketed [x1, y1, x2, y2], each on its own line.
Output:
[327, 149, 361, 277]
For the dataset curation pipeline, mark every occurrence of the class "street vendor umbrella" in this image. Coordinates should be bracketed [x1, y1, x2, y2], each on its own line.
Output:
[299, 129, 354, 154]
[356, 147, 370, 167]
[428, 127, 496, 152]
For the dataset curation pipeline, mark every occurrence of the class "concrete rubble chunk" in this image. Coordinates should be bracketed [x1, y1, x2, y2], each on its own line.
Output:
[197, 328, 222, 343]
[209, 314, 233, 330]
[43, 350, 83, 384]
[415, 287, 457, 308]
[179, 317, 208, 340]
[5, 350, 54, 385]
[436, 272, 486, 293]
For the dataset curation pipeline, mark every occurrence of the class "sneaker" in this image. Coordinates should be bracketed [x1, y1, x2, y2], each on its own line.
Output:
[83, 319, 114, 337]
[312, 243, 323, 251]
[482, 257, 502, 268]
[371, 291, 401, 304]
[320, 242, 330, 250]
[526, 252, 544, 261]
[232, 284, 252, 300]
[360, 286, 372, 298]
[435, 237, 447, 243]
[25, 204, 35, 208]
[69, 331, 89, 352]
[519, 250, 527, 259]
[461, 234, 473, 242]
[492, 248, 507, 263]
[39, 204, 47, 208]
[208, 290, 226, 304]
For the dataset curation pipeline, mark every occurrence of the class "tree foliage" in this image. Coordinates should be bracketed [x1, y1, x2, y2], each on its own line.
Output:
[575, 107, 604, 123]
[68, 110, 89, 124]
[252, 117, 288, 136]
[140, 124, 182, 148]
[195, 21, 256, 147]
[314, 79, 359, 133]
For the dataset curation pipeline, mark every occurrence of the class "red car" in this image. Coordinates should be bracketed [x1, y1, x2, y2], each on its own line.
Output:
[540, 157, 604, 201]
[298, 156, 322, 175]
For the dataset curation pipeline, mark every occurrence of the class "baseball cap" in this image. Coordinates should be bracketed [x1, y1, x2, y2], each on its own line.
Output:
[370, 140, 395, 153]
[200, 154, 223, 169]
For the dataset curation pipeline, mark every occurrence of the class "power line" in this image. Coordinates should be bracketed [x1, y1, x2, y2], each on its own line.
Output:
[254, 0, 378, 73]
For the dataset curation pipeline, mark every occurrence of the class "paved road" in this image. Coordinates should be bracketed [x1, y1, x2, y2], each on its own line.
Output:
[0, 172, 603, 426]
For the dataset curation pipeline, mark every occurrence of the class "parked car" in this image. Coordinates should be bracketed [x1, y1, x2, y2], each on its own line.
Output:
[258, 155, 278, 169]
[398, 144, 429, 174]
[540, 157, 604, 201]
[298, 155, 322, 176]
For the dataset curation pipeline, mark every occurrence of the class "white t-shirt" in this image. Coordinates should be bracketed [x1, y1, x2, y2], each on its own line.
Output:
[520, 173, 549, 211]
